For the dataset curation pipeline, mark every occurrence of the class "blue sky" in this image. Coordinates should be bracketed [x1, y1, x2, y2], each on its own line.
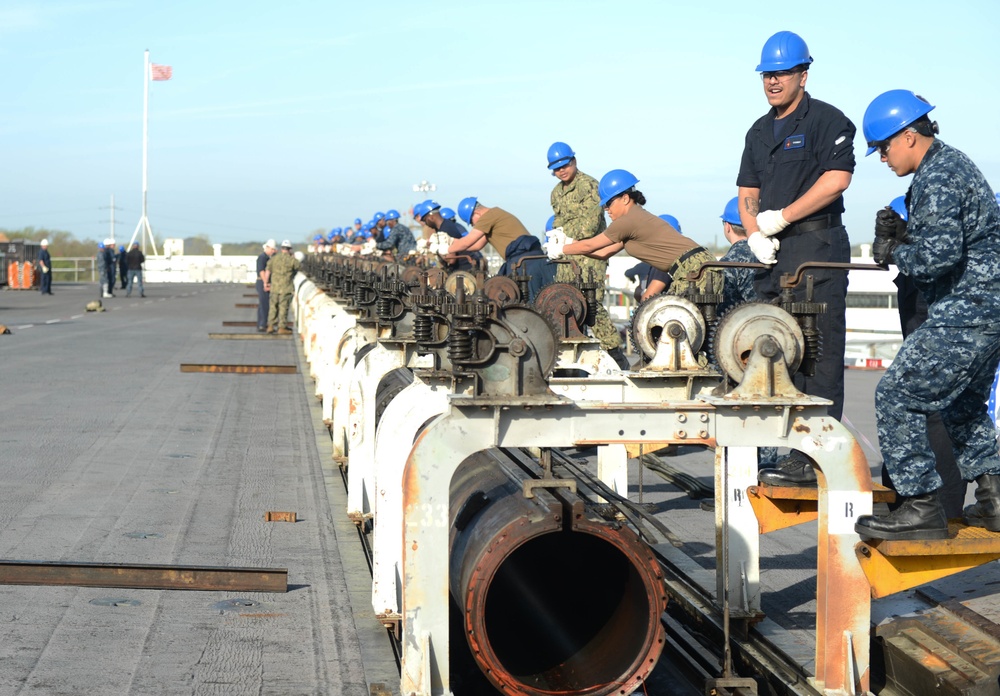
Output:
[3, 0, 999, 247]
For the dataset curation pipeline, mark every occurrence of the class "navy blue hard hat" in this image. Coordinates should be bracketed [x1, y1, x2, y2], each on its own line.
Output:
[658, 214, 681, 232]
[862, 90, 935, 156]
[457, 197, 478, 224]
[547, 141, 575, 170]
[721, 197, 741, 225]
[888, 196, 908, 221]
[756, 31, 813, 72]
[598, 169, 639, 207]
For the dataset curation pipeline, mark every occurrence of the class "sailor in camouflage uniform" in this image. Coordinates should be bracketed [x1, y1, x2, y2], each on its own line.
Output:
[376, 210, 416, 258]
[265, 240, 301, 334]
[547, 142, 629, 370]
[854, 90, 1000, 540]
[717, 197, 759, 316]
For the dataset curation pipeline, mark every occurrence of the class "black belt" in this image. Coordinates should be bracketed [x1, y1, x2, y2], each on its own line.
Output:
[667, 246, 708, 278]
[787, 214, 842, 234]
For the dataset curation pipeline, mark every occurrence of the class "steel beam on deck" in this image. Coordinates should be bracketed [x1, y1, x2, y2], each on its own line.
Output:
[222, 321, 257, 327]
[0, 560, 286, 592]
[180, 364, 298, 374]
[208, 333, 291, 340]
[235, 303, 258, 308]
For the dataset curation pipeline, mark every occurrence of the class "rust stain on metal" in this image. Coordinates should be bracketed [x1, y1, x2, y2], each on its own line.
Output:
[180, 364, 298, 374]
[792, 422, 811, 433]
[0, 560, 287, 592]
[264, 511, 297, 523]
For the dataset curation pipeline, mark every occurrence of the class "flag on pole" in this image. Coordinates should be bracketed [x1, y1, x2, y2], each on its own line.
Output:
[150, 64, 173, 81]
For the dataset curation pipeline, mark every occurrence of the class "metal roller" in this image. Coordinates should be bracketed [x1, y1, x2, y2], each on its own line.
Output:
[449, 451, 667, 695]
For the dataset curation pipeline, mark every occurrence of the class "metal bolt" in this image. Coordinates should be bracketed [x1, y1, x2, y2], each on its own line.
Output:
[677, 414, 687, 423]
[677, 430, 687, 439]
[699, 430, 709, 438]
[699, 413, 709, 422]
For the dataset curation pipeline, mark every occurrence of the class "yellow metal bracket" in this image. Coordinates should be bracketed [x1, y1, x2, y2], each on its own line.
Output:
[747, 482, 895, 534]
[856, 523, 1000, 598]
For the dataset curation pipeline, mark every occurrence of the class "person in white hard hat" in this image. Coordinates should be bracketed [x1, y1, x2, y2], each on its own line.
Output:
[38, 239, 53, 295]
[256, 240, 277, 332]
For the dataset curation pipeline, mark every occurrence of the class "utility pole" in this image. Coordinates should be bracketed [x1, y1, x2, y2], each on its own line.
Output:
[100, 194, 124, 244]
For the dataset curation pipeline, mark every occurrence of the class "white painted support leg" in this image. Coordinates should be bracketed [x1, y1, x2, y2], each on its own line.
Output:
[597, 443, 628, 501]
[370, 379, 449, 618]
[346, 344, 407, 520]
[715, 446, 761, 613]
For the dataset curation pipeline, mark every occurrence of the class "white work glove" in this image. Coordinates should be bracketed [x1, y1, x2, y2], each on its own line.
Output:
[416, 238, 429, 253]
[360, 239, 377, 255]
[430, 232, 452, 256]
[747, 232, 780, 265]
[542, 228, 567, 260]
[755, 209, 790, 237]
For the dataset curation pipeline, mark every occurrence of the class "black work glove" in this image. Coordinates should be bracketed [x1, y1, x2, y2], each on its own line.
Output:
[872, 236, 901, 268]
[874, 206, 909, 242]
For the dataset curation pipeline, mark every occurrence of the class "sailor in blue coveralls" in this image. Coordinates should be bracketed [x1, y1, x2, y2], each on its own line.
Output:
[739, 32, 856, 487]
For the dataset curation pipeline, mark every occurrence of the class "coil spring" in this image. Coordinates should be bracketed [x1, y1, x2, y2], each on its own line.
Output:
[448, 329, 474, 363]
[802, 329, 821, 376]
[414, 315, 433, 344]
[354, 285, 365, 307]
[376, 296, 393, 318]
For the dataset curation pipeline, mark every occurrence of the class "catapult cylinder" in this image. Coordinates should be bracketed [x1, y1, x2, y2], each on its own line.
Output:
[449, 452, 667, 695]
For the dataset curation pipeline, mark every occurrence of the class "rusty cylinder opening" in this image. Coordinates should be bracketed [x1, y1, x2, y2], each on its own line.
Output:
[481, 530, 653, 692]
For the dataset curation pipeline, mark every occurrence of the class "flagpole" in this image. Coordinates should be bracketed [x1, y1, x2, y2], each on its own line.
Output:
[130, 49, 159, 256]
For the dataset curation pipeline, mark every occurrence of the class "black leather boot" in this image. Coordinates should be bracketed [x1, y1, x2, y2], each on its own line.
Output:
[758, 456, 818, 487]
[607, 347, 631, 371]
[964, 473, 1000, 532]
[855, 492, 949, 541]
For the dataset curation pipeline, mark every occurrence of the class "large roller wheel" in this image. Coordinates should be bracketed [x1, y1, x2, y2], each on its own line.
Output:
[629, 295, 705, 360]
[712, 302, 804, 382]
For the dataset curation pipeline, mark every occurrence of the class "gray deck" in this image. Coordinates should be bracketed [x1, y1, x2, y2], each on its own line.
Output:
[0, 283, 394, 696]
[1, 281, 994, 695]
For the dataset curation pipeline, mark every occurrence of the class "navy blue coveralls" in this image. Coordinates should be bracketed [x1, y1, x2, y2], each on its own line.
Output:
[256, 251, 270, 330]
[737, 91, 856, 420]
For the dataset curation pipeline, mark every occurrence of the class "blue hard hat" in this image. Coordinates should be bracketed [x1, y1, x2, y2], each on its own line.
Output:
[314, 234, 323, 241]
[361, 223, 371, 232]
[862, 90, 935, 156]
[422, 199, 440, 212]
[362, 229, 371, 239]
[545, 215, 555, 232]
[721, 197, 741, 226]
[658, 214, 681, 232]
[598, 169, 639, 207]
[440, 207, 456, 220]
[888, 196, 908, 221]
[457, 197, 478, 224]
[756, 31, 813, 72]
[995, 192, 1000, 209]
[547, 141, 575, 170]
[385, 209, 400, 221]
[413, 202, 427, 219]
[331, 227, 342, 235]
[119, 245, 126, 252]
[98, 242, 105, 249]
[373, 212, 385, 221]
[354, 218, 362, 225]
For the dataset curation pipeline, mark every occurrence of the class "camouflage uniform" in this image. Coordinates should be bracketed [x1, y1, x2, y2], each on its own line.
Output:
[876, 140, 1000, 496]
[265, 251, 301, 331]
[376, 223, 417, 257]
[551, 171, 621, 350]
[717, 239, 757, 315]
